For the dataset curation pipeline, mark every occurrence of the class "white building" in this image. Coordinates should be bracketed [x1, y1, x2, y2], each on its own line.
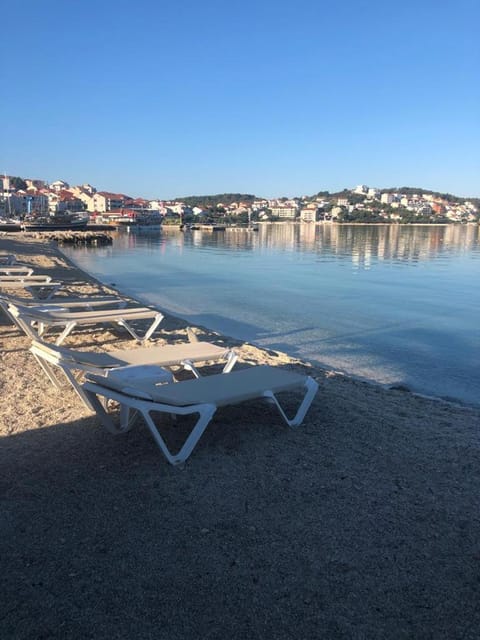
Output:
[380, 193, 395, 204]
[50, 180, 70, 192]
[270, 205, 299, 219]
[354, 185, 368, 195]
[90, 192, 127, 213]
[300, 207, 317, 222]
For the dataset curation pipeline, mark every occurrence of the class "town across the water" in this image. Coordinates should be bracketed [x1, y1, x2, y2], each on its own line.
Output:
[1, 175, 478, 226]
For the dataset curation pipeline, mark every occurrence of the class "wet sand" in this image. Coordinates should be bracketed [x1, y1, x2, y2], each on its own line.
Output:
[1, 233, 480, 639]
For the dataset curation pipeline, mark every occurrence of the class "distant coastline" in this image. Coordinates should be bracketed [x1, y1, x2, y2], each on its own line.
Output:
[2, 175, 479, 228]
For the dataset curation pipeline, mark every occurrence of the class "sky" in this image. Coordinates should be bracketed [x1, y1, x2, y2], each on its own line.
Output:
[1, 0, 478, 200]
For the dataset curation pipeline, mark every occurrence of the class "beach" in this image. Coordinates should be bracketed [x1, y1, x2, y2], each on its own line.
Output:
[1, 233, 480, 639]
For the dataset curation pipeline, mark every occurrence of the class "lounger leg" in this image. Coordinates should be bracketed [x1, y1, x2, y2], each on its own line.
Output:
[31, 352, 64, 389]
[222, 350, 238, 373]
[141, 405, 217, 465]
[263, 377, 319, 427]
[25, 284, 58, 300]
[62, 366, 99, 409]
[83, 385, 216, 465]
[11, 314, 41, 340]
[181, 359, 201, 378]
[83, 389, 135, 434]
[55, 321, 77, 345]
[116, 312, 164, 344]
[181, 350, 238, 379]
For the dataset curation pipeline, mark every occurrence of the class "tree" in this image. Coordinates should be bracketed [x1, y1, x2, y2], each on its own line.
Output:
[10, 176, 27, 190]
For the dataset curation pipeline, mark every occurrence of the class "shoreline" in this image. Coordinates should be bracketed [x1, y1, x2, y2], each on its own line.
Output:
[2, 233, 480, 638]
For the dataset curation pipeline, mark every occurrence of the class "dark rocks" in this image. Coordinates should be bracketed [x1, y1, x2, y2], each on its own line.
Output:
[50, 231, 113, 245]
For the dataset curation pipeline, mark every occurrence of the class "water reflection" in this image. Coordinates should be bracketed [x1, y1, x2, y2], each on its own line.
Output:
[111, 223, 480, 268]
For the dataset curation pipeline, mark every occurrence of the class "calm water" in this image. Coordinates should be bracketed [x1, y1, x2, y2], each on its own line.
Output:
[62, 224, 480, 406]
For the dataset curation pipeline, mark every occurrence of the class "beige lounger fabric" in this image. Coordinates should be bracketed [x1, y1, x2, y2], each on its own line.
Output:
[90, 364, 309, 407]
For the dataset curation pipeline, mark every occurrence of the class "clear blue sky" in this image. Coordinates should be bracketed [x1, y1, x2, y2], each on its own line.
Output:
[1, 0, 478, 199]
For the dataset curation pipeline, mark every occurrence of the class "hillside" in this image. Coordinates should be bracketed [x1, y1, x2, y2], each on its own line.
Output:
[176, 193, 258, 208]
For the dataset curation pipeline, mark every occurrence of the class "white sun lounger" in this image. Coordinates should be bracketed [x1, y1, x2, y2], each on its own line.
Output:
[0, 291, 126, 310]
[0, 254, 17, 265]
[0, 292, 128, 326]
[82, 364, 319, 465]
[0, 264, 34, 276]
[0, 273, 52, 283]
[30, 338, 238, 408]
[0, 276, 63, 299]
[9, 302, 164, 345]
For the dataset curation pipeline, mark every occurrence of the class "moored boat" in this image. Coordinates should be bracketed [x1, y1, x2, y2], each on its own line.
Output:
[126, 211, 163, 232]
[0, 217, 22, 232]
[22, 212, 90, 231]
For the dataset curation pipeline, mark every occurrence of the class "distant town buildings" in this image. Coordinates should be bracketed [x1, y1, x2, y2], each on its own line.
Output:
[0, 175, 478, 224]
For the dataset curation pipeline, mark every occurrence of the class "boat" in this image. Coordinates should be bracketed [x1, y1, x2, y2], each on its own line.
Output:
[199, 224, 226, 231]
[0, 217, 22, 232]
[126, 211, 163, 232]
[22, 211, 90, 231]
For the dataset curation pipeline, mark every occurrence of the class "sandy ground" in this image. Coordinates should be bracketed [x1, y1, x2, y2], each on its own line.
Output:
[1, 233, 480, 639]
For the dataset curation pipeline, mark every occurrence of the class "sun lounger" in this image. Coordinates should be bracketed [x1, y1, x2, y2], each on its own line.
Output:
[0, 277, 63, 299]
[0, 292, 128, 326]
[30, 338, 238, 407]
[82, 364, 319, 465]
[0, 291, 126, 309]
[0, 254, 17, 265]
[0, 264, 34, 276]
[0, 273, 52, 282]
[9, 302, 164, 345]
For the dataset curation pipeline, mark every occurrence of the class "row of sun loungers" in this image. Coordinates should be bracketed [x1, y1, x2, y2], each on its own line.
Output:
[1, 253, 318, 464]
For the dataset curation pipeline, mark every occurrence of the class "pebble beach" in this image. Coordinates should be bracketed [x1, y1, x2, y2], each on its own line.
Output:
[1, 233, 480, 639]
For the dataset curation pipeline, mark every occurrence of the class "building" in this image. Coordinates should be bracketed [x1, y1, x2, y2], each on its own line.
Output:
[89, 192, 128, 213]
[50, 180, 70, 192]
[25, 178, 47, 190]
[300, 203, 318, 222]
[48, 190, 85, 213]
[380, 193, 395, 204]
[354, 185, 368, 195]
[10, 191, 49, 215]
[270, 204, 299, 219]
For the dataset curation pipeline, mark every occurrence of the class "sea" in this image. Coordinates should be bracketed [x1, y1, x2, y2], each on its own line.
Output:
[61, 223, 480, 407]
